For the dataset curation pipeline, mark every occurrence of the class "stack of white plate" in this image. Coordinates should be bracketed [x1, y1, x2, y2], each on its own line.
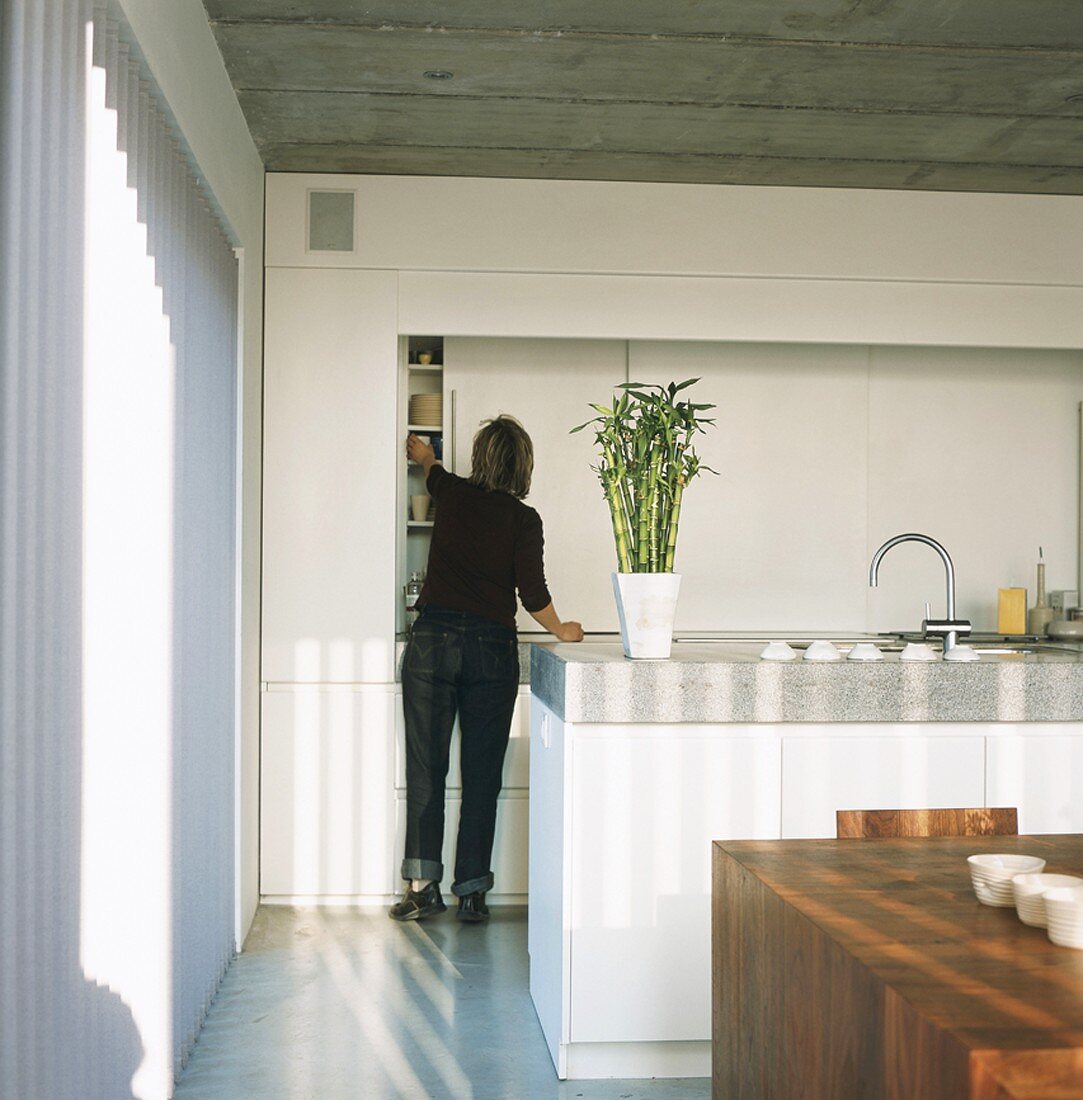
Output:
[1044, 885, 1083, 948]
[1011, 873, 1083, 927]
[409, 394, 443, 426]
[967, 853, 1046, 907]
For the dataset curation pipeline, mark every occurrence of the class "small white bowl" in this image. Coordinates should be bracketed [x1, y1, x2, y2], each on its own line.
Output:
[1012, 873, 1083, 927]
[1044, 886, 1083, 948]
[968, 853, 1046, 907]
[943, 644, 979, 663]
[901, 642, 938, 662]
[847, 643, 883, 662]
[760, 641, 797, 662]
[803, 639, 842, 662]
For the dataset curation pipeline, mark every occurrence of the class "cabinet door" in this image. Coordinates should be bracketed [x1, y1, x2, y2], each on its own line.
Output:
[260, 687, 397, 896]
[443, 338, 626, 632]
[568, 732, 782, 1042]
[781, 730, 986, 839]
[262, 268, 399, 683]
[987, 732, 1083, 834]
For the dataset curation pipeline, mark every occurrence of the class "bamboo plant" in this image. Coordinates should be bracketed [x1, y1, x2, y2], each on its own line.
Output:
[571, 379, 716, 574]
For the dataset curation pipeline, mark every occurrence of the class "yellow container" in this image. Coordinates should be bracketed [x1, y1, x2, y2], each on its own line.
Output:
[998, 588, 1027, 635]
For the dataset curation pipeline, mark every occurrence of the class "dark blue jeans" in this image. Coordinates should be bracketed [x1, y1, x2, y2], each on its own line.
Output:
[401, 606, 519, 896]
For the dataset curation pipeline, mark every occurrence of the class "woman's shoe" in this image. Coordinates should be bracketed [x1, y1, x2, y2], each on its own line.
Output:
[456, 891, 489, 922]
[389, 881, 447, 921]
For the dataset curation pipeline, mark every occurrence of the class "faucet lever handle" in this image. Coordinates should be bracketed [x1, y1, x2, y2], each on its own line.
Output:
[923, 618, 972, 638]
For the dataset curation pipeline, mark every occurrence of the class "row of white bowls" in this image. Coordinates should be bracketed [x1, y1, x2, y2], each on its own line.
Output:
[760, 640, 978, 662]
[968, 853, 1083, 948]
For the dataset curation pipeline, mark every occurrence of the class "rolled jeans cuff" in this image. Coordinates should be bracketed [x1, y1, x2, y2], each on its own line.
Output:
[452, 872, 494, 898]
[401, 858, 443, 883]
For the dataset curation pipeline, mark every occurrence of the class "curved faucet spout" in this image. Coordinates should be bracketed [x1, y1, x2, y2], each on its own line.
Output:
[869, 532, 964, 652]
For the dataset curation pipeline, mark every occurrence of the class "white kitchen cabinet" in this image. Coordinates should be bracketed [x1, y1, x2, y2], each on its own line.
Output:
[443, 338, 627, 632]
[987, 730, 1083, 834]
[780, 729, 987, 839]
[569, 732, 781, 1043]
[260, 687, 398, 897]
[529, 702, 781, 1078]
[262, 267, 399, 684]
[631, 341, 870, 634]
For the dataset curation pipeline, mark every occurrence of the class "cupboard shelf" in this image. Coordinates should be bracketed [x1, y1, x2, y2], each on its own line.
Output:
[407, 520, 434, 528]
[408, 365, 443, 373]
[407, 423, 443, 432]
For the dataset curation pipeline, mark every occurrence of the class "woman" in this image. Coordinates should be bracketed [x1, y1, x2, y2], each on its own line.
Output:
[392, 416, 583, 923]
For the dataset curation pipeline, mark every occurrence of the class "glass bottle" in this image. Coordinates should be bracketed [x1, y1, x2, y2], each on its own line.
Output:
[404, 571, 423, 628]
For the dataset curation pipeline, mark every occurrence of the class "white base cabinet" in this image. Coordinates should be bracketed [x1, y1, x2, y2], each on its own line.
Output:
[987, 730, 1083, 834]
[528, 700, 1083, 1080]
[529, 701, 781, 1079]
[780, 728, 987, 839]
[261, 685, 531, 901]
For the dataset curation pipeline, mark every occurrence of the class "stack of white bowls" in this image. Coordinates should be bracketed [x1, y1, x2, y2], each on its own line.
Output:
[967, 853, 1046, 907]
[409, 393, 443, 427]
[1011, 873, 1083, 927]
[1043, 885, 1083, 948]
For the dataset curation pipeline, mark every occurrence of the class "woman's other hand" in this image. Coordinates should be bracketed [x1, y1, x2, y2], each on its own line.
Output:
[407, 433, 437, 469]
[528, 603, 584, 642]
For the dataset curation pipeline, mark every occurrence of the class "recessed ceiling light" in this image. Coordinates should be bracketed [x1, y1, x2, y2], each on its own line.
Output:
[423, 70, 454, 80]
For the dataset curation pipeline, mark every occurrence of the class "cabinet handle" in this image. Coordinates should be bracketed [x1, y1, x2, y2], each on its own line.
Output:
[540, 713, 550, 749]
[450, 388, 457, 473]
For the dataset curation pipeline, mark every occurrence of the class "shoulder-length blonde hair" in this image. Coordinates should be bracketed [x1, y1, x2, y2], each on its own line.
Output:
[468, 415, 533, 498]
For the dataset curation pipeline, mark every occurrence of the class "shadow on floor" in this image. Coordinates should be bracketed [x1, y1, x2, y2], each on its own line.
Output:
[174, 905, 709, 1100]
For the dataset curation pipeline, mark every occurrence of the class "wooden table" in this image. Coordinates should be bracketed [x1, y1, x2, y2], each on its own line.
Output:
[713, 835, 1083, 1099]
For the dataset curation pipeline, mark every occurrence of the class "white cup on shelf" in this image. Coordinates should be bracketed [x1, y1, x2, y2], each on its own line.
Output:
[410, 495, 430, 521]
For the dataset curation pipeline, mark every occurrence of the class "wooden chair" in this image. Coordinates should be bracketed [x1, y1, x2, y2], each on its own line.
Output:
[836, 807, 1019, 839]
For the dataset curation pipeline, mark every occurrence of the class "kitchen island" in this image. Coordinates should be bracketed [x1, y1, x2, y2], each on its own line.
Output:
[527, 640, 1083, 1080]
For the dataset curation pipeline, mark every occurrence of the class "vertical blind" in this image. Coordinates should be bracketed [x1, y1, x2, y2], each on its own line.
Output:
[1, 1, 239, 1096]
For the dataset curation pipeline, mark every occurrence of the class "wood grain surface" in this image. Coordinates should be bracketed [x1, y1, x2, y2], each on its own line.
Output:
[713, 835, 1083, 1099]
[836, 806, 1019, 839]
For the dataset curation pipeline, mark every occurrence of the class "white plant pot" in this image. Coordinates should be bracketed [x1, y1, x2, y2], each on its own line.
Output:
[612, 572, 682, 660]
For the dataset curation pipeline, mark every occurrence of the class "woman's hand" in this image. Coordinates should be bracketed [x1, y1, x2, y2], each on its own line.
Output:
[529, 603, 584, 642]
[407, 433, 437, 469]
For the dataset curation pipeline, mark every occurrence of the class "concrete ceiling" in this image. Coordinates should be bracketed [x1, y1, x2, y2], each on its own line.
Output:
[204, 2, 1083, 194]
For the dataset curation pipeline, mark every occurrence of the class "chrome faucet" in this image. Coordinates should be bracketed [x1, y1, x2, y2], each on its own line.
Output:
[869, 533, 971, 654]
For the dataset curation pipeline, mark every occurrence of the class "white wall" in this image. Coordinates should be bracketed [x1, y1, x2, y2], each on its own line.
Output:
[118, 0, 265, 944]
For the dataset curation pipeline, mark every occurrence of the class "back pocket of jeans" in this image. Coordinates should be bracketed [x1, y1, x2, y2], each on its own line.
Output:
[405, 629, 446, 671]
[479, 637, 518, 678]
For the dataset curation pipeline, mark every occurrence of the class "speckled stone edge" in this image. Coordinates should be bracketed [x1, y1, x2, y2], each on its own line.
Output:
[531, 648, 1083, 724]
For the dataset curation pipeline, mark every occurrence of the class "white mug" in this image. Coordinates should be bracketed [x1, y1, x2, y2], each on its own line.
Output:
[410, 494, 430, 521]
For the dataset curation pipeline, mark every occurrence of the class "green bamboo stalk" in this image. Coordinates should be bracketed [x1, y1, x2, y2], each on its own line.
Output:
[636, 447, 650, 572]
[602, 444, 634, 572]
[647, 446, 662, 571]
[664, 479, 685, 572]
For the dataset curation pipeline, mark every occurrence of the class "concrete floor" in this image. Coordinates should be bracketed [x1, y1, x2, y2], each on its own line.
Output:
[175, 905, 710, 1100]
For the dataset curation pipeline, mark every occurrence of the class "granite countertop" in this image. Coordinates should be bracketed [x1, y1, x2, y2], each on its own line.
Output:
[530, 640, 1083, 724]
